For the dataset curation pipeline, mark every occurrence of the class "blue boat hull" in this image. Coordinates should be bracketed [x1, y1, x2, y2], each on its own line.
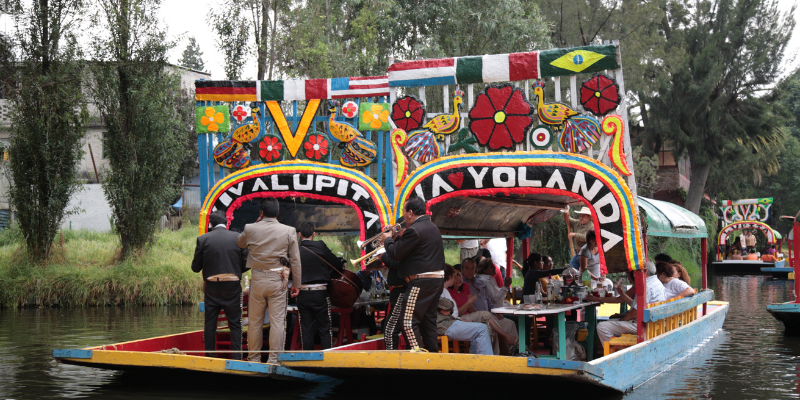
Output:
[712, 260, 784, 275]
[766, 302, 800, 332]
[760, 266, 792, 279]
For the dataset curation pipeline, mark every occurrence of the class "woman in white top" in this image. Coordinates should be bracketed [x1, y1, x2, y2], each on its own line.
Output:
[656, 262, 695, 299]
[579, 229, 604, 283]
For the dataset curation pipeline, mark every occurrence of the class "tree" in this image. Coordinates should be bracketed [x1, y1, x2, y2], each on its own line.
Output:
[208, 4, 249, 80]
[647, 0, 794, 213]
[178, 36, 205, 71]
[91, 0, 187, 257]
[4, 0, 88, 261]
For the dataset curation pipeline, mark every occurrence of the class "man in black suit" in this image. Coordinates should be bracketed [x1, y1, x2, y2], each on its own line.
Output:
[380, 197, 445, 352]
[191, 211, 249, 359]
[294, 222, 342, 350]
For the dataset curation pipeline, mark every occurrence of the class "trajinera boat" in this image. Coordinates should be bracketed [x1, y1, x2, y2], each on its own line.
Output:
[767, 210, 800, 331]
[53, 42, 727, 393]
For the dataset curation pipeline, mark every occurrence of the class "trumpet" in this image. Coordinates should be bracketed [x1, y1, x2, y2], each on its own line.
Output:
[350, 246, 385, 269]
[357, 224, 402, 251]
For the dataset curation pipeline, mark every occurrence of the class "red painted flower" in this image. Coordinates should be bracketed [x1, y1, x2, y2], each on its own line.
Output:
[580, 74, 620, 116]
[304, 134, 329, 160]
[468, 84, 534, 150]
[259, 136, 283, 162]
[391, 95, 426, 131]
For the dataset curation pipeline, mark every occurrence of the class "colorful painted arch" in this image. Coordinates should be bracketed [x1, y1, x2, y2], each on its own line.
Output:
[718, 221, 780, 246]
[395, 152, 645, 272]
[199, 160, 394, 251]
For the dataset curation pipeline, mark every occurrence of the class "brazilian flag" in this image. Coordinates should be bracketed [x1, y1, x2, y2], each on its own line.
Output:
[539, 44, 620, 77]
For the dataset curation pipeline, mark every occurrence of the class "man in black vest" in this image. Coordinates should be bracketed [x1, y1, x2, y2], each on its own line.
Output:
[295, 222, 341, 350]
[381, 197, 445, 352]
[380, 225, 406, 350]
[191, 211, 249, 359]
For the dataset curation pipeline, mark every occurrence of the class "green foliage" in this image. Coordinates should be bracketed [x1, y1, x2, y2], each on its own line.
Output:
[178, 36, 205, 71]
[208, 3, 250, 80]
[632, 147, 658, 197]
[4, 0, 89, 261]
[0, 227, 202, 308]
[528, 215, 573, 267]
[91, 0, 187, 258]
[646, 0, 794, 212]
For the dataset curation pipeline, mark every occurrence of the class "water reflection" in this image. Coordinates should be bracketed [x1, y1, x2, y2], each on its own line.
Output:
[1, 275, 800, 399]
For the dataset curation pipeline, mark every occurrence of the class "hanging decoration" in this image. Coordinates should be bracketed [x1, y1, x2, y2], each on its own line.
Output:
[196, 105, 231, 133]
[265, 99, 321, 158]
[391, 128, 409, 186]
[391, 95, 426, 131]
[302, 132, 330, 161]
[358, 102, 391, 131]
[230, 104, 251, 123]
[327, 102, 377, 167]
[424, 90, 464, 141]
[532, 80, 599, 153]
[341, 101, 359, 119]
[405, 130, 442, 163]
[447, 127, 480, 154]
[601, 114, 631, 176]
[468, 84, 534, 150]
[210, 104, 261, 168]
[258, 134, 285, 163]
[529, 125, 554, 150]
[580, 73, 620, 116]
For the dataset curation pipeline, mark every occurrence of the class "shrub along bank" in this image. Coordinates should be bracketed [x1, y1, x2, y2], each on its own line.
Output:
[0, 226, 202, 308]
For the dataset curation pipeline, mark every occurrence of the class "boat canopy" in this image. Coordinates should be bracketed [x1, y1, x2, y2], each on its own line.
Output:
[718, 220, 781, 246]
[637, 196, 707, 239]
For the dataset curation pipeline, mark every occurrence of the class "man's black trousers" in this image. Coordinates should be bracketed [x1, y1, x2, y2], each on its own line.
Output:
[297, 289, 332, 350]
[204, 281, 242, 359]
[400, 277, 443, 352]
[383, 285, 407, 350]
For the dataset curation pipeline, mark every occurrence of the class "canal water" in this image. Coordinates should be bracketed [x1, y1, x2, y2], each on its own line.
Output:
[1, 274, 798, 399]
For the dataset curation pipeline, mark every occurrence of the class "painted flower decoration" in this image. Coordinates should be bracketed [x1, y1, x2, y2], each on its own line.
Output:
[304, 134, 329, 160]
[391, 96, 426, 131]
[361, 104, 390, 129]
[468, 84, 534, 150]
[200, 107, 226, 132]
[341, 101, 359, 119]
[259, 136, 283, 162]
[231, 104, 250, 123]
[580, 74, 620, 116]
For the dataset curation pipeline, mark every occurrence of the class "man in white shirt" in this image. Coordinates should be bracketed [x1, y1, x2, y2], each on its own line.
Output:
[594, 261, 666, 345]
[457, 239, 480, 263]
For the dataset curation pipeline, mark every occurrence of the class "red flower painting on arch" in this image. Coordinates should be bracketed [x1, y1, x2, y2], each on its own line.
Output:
[304, 134, 329, 160]
[580, 74, 620, 116]
[391, 95, 426, 131]
[468, 84, 534, 150]
[259, 136, 283, 162]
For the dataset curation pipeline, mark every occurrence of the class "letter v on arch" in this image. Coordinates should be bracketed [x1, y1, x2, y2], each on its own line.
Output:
[265, 99, 322, 158]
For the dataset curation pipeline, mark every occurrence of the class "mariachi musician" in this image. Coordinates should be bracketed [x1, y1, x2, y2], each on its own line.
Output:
[380, 223, 406, 350]
[294, 222, 342, 350]
[380, 197, 445, 353]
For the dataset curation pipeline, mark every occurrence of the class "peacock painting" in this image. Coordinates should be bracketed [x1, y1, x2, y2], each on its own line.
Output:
[213, 102, 261, 169]
[327, 102, 377, 167]
[532, 80, 600, 153]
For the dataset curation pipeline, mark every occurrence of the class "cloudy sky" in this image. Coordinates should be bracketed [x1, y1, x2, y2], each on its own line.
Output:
[1, 0, 798, 80]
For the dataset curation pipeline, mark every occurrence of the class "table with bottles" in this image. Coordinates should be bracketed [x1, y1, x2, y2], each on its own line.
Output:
[491, 301, 599, 361]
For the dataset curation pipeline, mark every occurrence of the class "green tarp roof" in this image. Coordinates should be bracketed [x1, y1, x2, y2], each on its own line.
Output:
[638, 196, 707, 239]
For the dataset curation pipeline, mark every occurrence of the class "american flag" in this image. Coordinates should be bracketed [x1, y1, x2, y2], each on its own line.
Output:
[328, 75, 390, 99]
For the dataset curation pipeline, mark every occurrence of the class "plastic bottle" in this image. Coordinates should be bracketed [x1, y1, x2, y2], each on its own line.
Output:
[534, 282, 543, 304]
[581, 268, 591, 288]
[547, 281, 555, 304]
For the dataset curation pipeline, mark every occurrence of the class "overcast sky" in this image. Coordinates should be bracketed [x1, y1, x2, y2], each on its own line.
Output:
[1, 0, 798, 80]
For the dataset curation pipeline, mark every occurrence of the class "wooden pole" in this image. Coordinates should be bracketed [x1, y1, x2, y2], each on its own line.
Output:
[635, 269, 647, 343]
[506, 237, 514, 281]
[87, 143, 100, 184]
[564, 207, 575, 257]
[701, 237, 708, 316]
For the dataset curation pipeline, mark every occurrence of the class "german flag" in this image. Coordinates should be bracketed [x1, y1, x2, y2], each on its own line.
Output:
[195, 81, 257, 101]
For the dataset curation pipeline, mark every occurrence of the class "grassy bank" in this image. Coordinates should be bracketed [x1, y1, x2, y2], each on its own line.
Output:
[0, 226, 202, 308]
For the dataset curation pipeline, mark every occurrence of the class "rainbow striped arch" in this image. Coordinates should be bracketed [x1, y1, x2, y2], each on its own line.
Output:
[395, 152, 645, 272]
[199, 160, 393, 248]
[718, 221, 779, 246]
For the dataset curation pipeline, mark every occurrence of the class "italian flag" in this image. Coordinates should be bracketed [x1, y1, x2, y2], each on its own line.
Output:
[455, 52, 540, 84]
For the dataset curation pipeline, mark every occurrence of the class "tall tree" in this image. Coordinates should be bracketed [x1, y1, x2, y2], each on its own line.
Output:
[178, 36, 205, 71]
[4, 0, 88, 260]
[208, 5, 249, 80]
[647, 0, 794, 213]
[91, 0, 187, 257]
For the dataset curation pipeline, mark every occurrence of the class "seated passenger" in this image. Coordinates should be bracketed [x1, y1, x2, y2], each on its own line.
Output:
[670, 261, 691, 285]
[438, 265, 493, 355]
[656, 262, 695, 299]
[440, 264, 516, 355]
[476, 258, 509, 308]
[746, 249, 759, 260]
[461, 258, 491, 311]
[590, 261, 666, 346]
[522, 253, 566, 296]
[448, 265, 477, 316]
[579, 230, 604, 284]
[761, 249, 778, 262]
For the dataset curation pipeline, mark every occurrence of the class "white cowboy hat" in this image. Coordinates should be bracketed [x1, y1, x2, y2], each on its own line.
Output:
[575, 207, 593, 216]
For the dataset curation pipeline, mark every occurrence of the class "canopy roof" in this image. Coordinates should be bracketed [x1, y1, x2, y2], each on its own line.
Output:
[637, 196, 707, 239]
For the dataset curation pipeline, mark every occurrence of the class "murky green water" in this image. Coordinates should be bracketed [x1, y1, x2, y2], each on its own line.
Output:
[1, 274, 799, 399]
